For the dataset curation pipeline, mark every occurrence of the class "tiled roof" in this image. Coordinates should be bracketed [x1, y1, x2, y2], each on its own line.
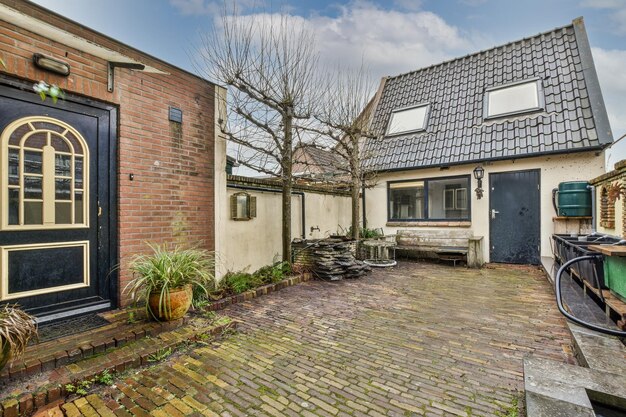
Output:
[293, 145, 345, 175]
[365, 18, 613, 172]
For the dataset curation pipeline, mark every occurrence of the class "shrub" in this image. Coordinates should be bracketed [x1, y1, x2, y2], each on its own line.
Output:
[215, 261, 293, 297]
[0, 305, 37, 363]
[222, 271, 262, 294]
[124, 243, 217, 317]
[346, 226, 382, 239]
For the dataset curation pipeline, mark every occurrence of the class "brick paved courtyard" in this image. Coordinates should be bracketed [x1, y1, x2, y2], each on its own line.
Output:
[58, 262, 575, 417]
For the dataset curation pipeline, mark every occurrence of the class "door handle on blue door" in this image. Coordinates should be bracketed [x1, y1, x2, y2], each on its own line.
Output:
[491, 209, 499, 219]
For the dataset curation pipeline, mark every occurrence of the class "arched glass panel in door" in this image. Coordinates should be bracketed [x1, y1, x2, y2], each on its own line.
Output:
[1, 116, 89, 230]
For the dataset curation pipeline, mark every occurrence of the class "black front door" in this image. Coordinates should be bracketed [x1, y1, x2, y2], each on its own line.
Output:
[0, 85, 117, 320]
[489, 169, 540, 265]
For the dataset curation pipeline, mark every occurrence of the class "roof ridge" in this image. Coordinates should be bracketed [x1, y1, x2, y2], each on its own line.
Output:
[386, 19, 577, 81]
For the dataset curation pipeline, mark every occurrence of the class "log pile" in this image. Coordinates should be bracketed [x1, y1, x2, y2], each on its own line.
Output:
[312, 239, 371, 280]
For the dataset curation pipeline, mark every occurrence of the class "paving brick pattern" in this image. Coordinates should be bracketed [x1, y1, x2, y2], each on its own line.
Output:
[55, 262, 575, 416]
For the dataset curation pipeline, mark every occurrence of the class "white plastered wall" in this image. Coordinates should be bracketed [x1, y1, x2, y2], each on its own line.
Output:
[364, 151, 605, 262]
[219, 189, 352, 273]
[213, 86, 228, 279]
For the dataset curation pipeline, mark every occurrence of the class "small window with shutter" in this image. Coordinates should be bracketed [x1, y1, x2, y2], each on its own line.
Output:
[230, 192, 257, 220]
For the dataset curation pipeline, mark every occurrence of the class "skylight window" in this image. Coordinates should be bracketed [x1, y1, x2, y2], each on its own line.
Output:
[485, 80, 543, 118]
[386, 104, 429, 135]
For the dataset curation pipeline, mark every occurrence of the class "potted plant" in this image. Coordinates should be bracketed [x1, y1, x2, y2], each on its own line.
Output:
[0, 304, 37, 370]
[125, 244, 217, 321]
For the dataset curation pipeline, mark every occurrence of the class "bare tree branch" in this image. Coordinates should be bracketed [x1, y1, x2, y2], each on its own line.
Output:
[194, 1, 321, 263]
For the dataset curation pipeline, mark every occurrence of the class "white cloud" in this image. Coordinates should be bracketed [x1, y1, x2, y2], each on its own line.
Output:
[592, 47, 626, 140]
[303, 2, 479, 77]
[580, 0, 626, 34]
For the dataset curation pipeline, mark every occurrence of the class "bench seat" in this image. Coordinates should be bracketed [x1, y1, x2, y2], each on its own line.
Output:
[395, 229, 484, 268]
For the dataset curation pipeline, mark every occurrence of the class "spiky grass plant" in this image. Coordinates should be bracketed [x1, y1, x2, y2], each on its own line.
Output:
[124, 244, 217, 318]
[0, 304, 37, 364]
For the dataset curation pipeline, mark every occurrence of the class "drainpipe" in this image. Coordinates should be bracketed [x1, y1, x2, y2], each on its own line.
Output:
[588, 184, 597, 235]
[227, 184, 306, 239]
[361, 185, 367, 229]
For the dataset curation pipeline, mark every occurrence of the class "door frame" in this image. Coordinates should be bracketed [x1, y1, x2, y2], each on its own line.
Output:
[488, 168, 541, 264]
[0, 75, 119, 316]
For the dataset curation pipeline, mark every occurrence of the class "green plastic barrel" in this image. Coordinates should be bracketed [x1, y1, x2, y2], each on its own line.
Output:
[555, 181, 592, 217]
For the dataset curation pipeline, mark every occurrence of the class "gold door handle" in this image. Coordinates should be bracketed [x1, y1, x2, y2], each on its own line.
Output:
[98, 205, 102, 217]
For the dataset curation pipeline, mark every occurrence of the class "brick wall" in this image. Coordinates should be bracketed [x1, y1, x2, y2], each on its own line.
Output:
[590, 160, 626, 239]
[0, 2, 217, 306]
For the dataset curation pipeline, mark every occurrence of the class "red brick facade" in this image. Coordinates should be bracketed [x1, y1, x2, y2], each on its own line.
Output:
[0, 1, 217, 306]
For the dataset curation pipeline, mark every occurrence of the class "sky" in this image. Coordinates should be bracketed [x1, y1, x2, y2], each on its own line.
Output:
[31, 0, 626, 145]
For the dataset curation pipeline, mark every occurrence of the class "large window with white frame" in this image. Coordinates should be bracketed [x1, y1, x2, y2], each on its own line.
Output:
[388, 176, 470, 221]
[485, 79, 543, 118]
[386, 103, 430, 135]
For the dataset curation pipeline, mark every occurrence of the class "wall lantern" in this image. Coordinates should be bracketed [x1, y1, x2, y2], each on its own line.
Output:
[33, 53, 70, 76]
[473, 165, 485, 199]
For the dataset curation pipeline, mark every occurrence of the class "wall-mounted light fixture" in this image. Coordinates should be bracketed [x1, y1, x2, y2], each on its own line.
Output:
[473, 165, 485, 199]
[33, 53, 70, 76]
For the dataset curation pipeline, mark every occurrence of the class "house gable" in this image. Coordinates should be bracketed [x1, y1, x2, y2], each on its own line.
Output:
[366, 17, 613, 172]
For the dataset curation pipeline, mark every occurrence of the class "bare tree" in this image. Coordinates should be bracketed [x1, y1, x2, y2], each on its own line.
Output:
[197, 4, 320, 263]
[309, 64, 383, 241]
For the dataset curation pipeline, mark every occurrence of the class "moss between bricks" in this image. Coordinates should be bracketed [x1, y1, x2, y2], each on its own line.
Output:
[0, 315, 238, 416]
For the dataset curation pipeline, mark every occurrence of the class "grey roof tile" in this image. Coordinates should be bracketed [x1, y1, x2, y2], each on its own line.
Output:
[364, 22, 607, 171]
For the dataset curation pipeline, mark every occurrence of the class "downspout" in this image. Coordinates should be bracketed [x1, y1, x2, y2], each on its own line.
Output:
[227, 184, 306, 239]
[361, 185, 367, 229]
[588, 184, 597, 235]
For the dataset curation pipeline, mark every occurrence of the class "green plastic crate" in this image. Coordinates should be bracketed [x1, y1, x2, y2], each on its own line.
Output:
[604, 256, 626, 301]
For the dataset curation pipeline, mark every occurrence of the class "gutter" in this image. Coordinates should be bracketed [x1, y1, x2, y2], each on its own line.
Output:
[227, 184, 306, 239]
[366, 146, 605, 175]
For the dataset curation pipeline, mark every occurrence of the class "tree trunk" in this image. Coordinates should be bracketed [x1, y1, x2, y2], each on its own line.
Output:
[282, 110, 293, 264]
[351, 177, 360, 241]
[350, 134, 360, 242]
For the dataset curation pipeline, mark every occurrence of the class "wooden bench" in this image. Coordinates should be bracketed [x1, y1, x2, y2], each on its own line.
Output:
[395, 229, 484, 268]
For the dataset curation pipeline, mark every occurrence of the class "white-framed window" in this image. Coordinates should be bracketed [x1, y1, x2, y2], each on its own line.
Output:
[485, 79, 543, 118]
[230, 192, 257, 220]
[1, 116, 89, 230]
[386, 103, 430, 136]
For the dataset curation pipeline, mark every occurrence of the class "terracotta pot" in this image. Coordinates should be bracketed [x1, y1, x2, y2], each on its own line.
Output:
[148, 284, 192, 321]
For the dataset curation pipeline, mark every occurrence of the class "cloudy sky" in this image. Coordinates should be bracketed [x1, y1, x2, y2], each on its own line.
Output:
[32, 0, 626, 141]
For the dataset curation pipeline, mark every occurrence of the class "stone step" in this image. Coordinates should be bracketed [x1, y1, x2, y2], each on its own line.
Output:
[0, 308, 181, 382]
[0, 312, 238, 417]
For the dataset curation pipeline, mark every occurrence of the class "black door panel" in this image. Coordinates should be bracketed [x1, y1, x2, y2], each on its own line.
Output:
[489, 170, 541, 265]
[0, 85, 117, 316]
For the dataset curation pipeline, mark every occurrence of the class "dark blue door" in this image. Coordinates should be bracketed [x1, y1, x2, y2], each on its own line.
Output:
[0, 84, 117, 320]
[489, 170, 540, 264]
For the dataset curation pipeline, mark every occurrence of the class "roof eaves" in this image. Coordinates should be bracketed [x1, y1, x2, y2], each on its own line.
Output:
[367, 145, 605, 174]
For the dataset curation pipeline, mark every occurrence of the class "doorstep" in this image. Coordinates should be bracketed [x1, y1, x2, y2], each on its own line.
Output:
[1, 308, 178, 382]
[0, 308, 238, 417]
